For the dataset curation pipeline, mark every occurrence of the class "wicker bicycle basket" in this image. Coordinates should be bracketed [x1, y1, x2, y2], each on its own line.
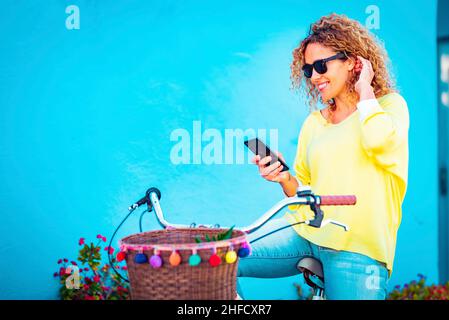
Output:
[119, 227, 249, 300]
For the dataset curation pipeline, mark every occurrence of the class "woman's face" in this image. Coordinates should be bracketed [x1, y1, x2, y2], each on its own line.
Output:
[304, 42, 355, 102]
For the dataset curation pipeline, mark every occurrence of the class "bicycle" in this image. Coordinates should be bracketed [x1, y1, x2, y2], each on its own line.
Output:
[108, 185, 356, 300]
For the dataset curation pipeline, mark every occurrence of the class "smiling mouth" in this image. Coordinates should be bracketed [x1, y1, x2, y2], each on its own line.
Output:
[317, 81, 329, 91]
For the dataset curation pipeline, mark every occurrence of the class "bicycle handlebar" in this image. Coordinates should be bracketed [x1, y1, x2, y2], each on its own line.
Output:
[109, 187, 356, 284]
[319, 195, 356, 206]
[145, 186, 356, 234]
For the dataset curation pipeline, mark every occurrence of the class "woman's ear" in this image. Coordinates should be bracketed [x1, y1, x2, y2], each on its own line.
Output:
[346, 56, 356, 71]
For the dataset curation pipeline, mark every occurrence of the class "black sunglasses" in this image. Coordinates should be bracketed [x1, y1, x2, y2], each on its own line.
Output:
[302, 52, 347, 78]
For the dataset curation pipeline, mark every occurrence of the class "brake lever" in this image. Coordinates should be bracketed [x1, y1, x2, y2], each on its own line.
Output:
[297, 186, 349, 232]
[304, 210, 350, 232]
[297, 186, 323, 228]
[320, 219, 350, 231]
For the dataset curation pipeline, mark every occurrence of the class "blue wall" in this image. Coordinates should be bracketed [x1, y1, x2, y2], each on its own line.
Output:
[0, 0, 438, 299]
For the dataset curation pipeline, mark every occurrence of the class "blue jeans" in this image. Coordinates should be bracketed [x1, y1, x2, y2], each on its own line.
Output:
[236, 218, 390, 300]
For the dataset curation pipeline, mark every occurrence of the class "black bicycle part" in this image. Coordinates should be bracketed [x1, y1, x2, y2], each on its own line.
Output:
[144, 187, 161, 211]
[296, 188, 324, 228]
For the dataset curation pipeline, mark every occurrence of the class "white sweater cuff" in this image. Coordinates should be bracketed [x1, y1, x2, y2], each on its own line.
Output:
[357, 98, 383, 122]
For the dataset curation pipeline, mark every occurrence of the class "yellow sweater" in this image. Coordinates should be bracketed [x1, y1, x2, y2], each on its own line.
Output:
[284, 92, 409, 274]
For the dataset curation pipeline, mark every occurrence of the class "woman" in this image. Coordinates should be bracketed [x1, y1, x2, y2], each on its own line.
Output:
[237, 13, 409, 300]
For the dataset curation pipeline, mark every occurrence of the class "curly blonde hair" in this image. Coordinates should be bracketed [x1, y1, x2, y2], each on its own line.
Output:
[291, 13, 396, 112]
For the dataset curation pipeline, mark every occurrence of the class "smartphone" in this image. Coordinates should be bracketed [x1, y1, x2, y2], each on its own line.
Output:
[244, 138, 289, 172]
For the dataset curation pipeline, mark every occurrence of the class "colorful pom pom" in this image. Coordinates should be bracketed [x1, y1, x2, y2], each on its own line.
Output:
[150, 254, 163, 268]
[134, 253, 148, 264]
[189, 254, 201, 266]
[116, 251, 126, 262]
[209, 254, 221, 267]
[237, 244, 251, 258]
[169, 251, 182, 266]
[225, 250, 237, 264]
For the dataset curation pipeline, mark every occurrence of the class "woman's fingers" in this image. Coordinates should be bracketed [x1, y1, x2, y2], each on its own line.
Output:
[276, 151, 285, 162]
[357, 56, 367, 68]
[258, 156, 272, 167]
[356, 55, 374, 84]
[251, 155, 261, 164]
[253, 153, 288, 182]
[357, 56, 373, 72]
[266, 165, 284, 180]
[261, 161, 281, 177]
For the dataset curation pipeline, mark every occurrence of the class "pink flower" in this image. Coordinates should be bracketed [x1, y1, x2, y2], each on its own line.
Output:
[121, 266, 128, 271]
[63, 258, 68, 263]
[57, 259, 62, 264]
[84, 267, 89, 272]
[70, 261, 77, 266]
[93, 275, 101, 283]
[104, 246, 114, 254]
[101, 236, 107, 242]
[96, 234, 103, 239]
[59, 267, 65, 276]
[53, 272, 58, 277]
[79, 238, 85, 246]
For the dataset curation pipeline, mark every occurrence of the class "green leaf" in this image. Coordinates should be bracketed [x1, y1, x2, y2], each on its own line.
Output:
[194, 226, 235, 243]
[218, 225, 235, 241]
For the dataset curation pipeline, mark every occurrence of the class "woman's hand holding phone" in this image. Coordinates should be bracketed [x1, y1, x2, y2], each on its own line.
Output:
[251, 151, 291, 183]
